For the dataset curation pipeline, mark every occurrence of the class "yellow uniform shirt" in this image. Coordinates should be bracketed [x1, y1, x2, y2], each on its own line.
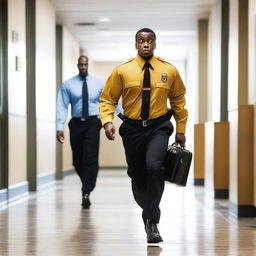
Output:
[100, 55, 188, 133]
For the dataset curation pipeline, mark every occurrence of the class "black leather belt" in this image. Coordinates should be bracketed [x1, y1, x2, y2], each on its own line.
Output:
[120, 111, 172, 127]
[72, 116, 98, 122]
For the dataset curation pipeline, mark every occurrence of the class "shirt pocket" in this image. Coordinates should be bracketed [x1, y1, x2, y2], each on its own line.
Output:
[124, 80, 141, 88]
[124, 80, 141, 96]
[155, 82, 170, 98]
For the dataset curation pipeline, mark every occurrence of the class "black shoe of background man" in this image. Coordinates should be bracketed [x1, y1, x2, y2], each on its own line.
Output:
[145, 219, 163, 243]
[82, 193, 91, 209]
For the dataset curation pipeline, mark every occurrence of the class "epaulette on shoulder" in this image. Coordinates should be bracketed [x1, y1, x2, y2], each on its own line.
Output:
[156, 56, 173, 66]
[117, 57, 135, 67]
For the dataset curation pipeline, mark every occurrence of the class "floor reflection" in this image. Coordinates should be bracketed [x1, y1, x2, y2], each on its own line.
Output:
[147, 245, 162, 256]
[62, 210, 96, 256]
[0, 172, 256, 256]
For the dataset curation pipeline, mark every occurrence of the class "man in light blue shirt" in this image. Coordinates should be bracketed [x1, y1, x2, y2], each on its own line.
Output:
[56, 56, 103, 209]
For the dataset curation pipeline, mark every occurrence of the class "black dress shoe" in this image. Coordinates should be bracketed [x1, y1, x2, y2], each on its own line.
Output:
[82, 194, 91, 209]
[145, 219, 163, 243]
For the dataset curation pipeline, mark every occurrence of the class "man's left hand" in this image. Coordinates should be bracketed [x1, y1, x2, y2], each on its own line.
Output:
[175, 133, 186, 147]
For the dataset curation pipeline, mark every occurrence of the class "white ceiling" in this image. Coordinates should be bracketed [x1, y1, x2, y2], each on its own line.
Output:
[50, 0, 213, 62]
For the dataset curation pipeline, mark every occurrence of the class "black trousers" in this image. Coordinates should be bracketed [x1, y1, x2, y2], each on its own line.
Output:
[119, 120, 173, 223]
[68, 117, 102, 195]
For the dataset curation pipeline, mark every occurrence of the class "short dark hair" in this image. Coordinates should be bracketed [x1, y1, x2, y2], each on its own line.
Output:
[78, 55, 88, 63]
[135, 28, 156, 42]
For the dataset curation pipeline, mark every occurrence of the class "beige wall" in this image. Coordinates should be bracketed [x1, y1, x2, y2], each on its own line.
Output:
[62, 27, 80, 171]
[90, 61, 127, 167]
[36, 0, 56, 175]
[90, 61, 121, 81]
[248, 0, 256, 105]
[228, 0, 256, 208]
[229, 110, 238, 203]
[228, 0, 239, 111]
[204, 122, 214, 190]
[62, 27, 80, 81]
[185, 38, 197, 176]
[208, 0, 222, 122]
[8, 0, 27, 185]
[228, 0, 239, 204]
[8, 116, 27, 186]
[249, 0, 256, 206]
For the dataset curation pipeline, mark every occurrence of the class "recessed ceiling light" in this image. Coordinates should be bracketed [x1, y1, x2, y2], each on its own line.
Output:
[75, 22, 96, 26]
[99, 17, 111, 23]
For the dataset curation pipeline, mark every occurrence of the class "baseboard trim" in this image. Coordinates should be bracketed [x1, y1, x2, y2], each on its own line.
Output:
[229, 202, 256, 217]
[0, 189, 7, 203]
[194, 178, 204, 186]
[37, 172, 55, 187]
[63, 167, 127, 177]
[63, 169, 75, 176]
[8, 182, 29, 199]
[1, 171, 75, 206]
[214, 189, 229, 199]
[100, 166, 127, 170]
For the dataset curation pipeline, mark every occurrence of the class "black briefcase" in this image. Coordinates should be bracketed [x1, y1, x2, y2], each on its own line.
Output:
[165, 143, 192, 186]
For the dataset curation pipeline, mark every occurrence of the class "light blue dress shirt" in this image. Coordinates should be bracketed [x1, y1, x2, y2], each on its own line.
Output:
[56, 74, 123, 131]
[56, 74, 104, 131]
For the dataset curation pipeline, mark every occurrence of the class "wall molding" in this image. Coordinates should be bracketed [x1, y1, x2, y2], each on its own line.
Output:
[100, 166, 127, 170]
[194, 178, 204, 186]
[0, 182, 28, 204]
[0, 189, 7, 203]
[229, 201, 256, 217]
[8, 181, 29, 200]
[1, 172, 56, 205]
[215, 189, 229, 199]
[63, 169, 75, 177]
[37, 172, 55, 187]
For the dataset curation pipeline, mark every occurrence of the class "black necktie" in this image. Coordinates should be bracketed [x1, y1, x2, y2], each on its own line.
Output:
[82, 76, 89, 119]
[141, 62, 151, 120]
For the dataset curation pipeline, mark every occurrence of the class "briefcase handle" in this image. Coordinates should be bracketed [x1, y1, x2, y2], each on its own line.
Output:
[171, 142, 187, 150]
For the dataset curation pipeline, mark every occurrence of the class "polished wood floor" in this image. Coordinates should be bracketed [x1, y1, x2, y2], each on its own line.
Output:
[0, 170, 256, 256]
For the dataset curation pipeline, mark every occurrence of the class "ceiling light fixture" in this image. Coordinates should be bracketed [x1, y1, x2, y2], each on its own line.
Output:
[99, 17, 111, 23]
[75, 22, 96, 26]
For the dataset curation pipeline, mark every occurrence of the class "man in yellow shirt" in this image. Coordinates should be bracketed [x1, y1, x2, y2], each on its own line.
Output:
[100, 28, 188, 243]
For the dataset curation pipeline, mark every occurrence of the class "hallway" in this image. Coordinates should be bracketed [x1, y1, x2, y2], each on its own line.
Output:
[0, 170, 255, 256]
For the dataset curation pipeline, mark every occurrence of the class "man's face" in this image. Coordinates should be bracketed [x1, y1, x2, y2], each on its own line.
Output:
[77, 57, 88, 75]
[135, 32, 156, 57]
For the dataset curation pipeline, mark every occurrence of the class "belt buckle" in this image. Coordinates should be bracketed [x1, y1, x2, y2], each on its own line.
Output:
[142, 120, 148, 127]
[80, 118, 86, 122]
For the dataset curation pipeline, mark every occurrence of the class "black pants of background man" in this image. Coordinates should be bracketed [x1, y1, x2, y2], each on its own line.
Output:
[119, 120, 173, 223]
[68, 117, 102, 196]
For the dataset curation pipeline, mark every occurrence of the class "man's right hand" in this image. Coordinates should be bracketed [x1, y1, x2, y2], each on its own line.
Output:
[104, 122, 115, 140]
[57, 131, 65, 144]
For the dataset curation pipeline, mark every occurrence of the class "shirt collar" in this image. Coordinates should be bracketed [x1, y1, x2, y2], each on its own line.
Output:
[135, 55, 155, 70]
[79, 73, 89, 80]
